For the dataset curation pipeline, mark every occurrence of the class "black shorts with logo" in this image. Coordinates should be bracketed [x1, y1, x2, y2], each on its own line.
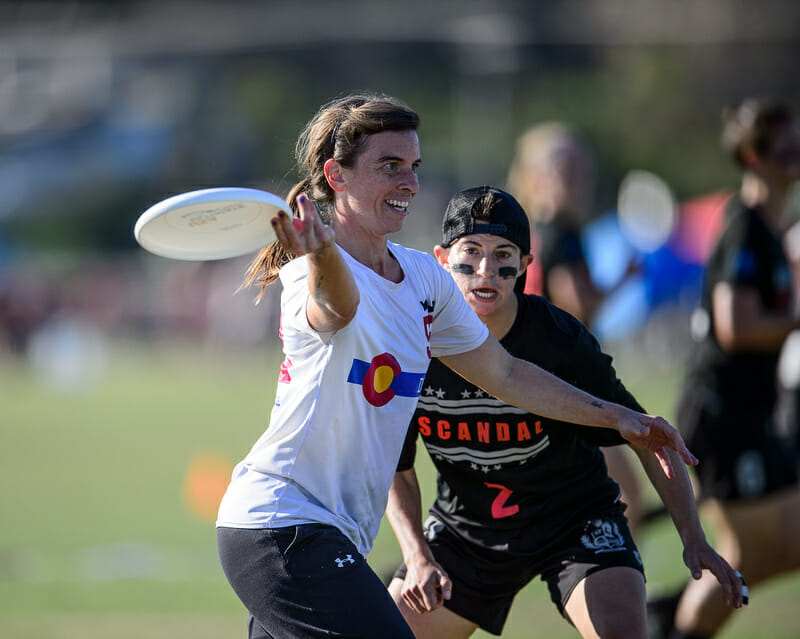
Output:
[392, 509, 643, 636]
[677, 386, 798, 502]
[218, 524, 414, 639]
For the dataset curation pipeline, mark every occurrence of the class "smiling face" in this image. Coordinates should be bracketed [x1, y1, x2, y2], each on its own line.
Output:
[333, 129, 421, 237]
[436, 230, 533, 331]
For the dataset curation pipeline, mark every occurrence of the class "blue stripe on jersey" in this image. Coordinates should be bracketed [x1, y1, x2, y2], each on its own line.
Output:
[347, 359, 426, 398]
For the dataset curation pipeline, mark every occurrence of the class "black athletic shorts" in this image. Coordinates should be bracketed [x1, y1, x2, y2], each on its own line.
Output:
[677, 386, 799, 501]
[775, 385, 800, 459]
[218, 524, 414, 639]
[392, 509, 643, 636]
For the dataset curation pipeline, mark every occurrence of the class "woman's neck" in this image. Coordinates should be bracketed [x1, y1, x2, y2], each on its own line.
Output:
[334, 221, 403, 283]
[740, 172, 790, 230]
[482, 293, 520, 341]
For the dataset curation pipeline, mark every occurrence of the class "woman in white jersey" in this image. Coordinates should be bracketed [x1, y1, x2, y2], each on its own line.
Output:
[215, 93, 697, 639]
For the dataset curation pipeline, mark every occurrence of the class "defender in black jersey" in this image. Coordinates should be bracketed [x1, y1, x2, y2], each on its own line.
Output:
[678, 194, 798, 501]
[665, 98, 800, 639]
[386, 186, 745, 639]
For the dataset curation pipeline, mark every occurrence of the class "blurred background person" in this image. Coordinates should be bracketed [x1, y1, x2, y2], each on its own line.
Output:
[506, 122, 599, 315]
[506, 122, 645, 534]
[662, 97, 800, 639]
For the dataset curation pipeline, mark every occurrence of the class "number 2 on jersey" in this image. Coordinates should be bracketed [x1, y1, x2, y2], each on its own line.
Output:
[485, 482, 519, 518]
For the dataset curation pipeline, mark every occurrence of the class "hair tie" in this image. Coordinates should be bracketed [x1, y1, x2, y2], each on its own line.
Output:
[330, 123, 339, 150]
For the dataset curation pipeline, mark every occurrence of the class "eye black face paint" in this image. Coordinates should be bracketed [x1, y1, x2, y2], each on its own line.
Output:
[451, 264, 518, 279]
[450, 264, 474, 274]
[498, 267, 518, 279]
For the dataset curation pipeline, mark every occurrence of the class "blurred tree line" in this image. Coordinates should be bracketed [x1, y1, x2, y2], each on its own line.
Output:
[1, 0, 799, 254]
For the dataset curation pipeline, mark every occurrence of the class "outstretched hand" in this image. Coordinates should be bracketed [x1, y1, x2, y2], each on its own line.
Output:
[617, 413, 697, 479]
[683, 540, 749, 608]
[271, 193, 335, 256]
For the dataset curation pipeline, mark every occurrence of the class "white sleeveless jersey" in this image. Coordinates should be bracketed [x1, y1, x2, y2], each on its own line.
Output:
[217, 241, 488, 554]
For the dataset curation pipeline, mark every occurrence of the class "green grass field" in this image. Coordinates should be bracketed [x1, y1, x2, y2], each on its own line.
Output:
[2, 338, 799, 638]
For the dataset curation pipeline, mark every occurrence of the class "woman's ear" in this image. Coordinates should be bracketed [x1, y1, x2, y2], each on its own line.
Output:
[433, 244, 450, 268]
[324, 158, 347, 192]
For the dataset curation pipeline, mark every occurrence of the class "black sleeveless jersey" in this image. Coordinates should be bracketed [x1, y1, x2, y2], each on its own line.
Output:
[397, 293, 644, 555]
[682, 196, 793, 409]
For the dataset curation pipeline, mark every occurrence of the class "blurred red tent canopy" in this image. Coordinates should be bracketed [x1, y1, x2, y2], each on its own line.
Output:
[673, 191, 732, 265]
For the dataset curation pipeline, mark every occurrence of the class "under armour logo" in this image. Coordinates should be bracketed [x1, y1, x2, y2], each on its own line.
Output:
[335, 555, 355, 567]
[419, 299, 435, 313]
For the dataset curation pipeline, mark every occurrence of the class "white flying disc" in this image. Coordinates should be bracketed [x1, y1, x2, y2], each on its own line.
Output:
[134, 187, 290, 260]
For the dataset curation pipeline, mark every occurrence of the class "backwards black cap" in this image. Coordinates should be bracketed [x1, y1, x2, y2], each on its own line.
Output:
[441, 186, 531, 255]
